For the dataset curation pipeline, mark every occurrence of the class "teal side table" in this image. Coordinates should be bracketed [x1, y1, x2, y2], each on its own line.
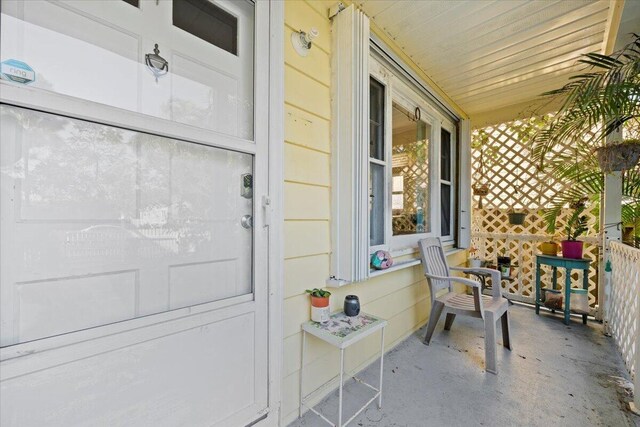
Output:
[535, 254, 591, 325]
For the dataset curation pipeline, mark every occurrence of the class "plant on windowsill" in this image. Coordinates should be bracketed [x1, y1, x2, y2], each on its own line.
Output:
[561, 205, 589, 259]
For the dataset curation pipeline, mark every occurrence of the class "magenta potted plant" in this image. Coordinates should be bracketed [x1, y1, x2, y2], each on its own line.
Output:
[561, 206, 588, 259]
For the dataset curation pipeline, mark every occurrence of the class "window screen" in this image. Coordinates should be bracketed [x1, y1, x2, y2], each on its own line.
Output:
[369, 78, 386, 246]
[440, 128, 453, 238]
[173, 0, 238, 55]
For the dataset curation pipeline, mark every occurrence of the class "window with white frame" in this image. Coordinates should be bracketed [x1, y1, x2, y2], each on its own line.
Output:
[329, 7, 470, 285]
[368, 56, 458, 254]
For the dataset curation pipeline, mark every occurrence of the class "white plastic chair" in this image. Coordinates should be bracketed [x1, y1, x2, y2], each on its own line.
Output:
[418, 237, 512, 374]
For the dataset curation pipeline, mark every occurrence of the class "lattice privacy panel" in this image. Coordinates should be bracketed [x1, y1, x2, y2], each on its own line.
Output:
[471, 119, 602, 313]
[608, 242, 639, 380]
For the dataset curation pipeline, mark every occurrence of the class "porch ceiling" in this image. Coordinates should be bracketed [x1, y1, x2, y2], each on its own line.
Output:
[357, 0, 636, 124]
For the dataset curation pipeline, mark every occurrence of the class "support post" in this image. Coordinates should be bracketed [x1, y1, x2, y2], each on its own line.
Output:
[600, 128, 623, 328]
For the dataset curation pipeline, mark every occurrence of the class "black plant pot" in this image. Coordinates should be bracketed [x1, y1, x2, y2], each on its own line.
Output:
[508, 212, 527, 225]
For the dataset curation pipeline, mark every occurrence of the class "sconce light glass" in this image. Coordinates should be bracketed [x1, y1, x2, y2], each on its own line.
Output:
[291, 28, 319, 57]
[145, 43, 169, 82]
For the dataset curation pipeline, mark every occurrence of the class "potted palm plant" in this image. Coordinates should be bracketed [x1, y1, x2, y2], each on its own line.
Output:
[561, 206, 588, 259]
[532, 33, 640, 173]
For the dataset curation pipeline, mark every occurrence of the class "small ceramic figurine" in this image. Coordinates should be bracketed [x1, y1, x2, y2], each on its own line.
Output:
[370, 250, 393, 270]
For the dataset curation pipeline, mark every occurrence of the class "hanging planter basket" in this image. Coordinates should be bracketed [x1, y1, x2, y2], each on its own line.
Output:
[473, 183, 489, 196]
[594, 141, 640, 172]
[508, 212, 527, 225]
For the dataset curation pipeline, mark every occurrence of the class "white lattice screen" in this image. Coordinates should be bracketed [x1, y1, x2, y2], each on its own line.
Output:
[471, 119, 601, 313]
[608, 242, 639, 381]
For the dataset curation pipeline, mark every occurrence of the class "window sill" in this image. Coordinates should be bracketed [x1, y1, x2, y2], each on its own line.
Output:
[369, 258, 421, 278]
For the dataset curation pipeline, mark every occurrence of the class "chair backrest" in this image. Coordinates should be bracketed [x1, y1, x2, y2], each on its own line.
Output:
[418, 237, 452, 298]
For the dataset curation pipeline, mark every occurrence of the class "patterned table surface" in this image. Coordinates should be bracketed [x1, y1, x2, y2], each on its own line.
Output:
[302, 312, 387, 349]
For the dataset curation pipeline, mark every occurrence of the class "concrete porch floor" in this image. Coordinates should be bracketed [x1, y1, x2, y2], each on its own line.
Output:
[289, 303, 639, 427]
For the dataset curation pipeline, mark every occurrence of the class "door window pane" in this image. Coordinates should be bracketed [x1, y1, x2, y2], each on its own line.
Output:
[0, 0, 254, 139]
[173, 0, 238, 56]
[391, 103, 430, 236]
[0, 106, 254, 346]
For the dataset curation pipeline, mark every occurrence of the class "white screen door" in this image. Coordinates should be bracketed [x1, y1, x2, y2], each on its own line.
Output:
[0, 1, 271, 425]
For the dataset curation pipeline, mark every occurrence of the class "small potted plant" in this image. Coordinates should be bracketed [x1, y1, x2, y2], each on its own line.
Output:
[508, 208, 527, 225]
[507, 185, 527, 225]
[561, 205, 588, 259]
[306, 288, 331, 323]
[468, 246, 482, 268]
[539, 241, 559, 256]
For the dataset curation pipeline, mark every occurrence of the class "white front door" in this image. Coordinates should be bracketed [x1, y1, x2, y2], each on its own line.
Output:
[0, 1, 272, 425]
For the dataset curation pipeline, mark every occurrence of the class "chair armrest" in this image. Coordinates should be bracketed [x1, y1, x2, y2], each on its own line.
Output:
[425, 273, 480, 289]
[451, 267, 502, 299]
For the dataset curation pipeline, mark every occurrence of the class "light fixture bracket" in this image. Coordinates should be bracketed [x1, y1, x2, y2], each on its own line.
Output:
[291, 28, 319, 57]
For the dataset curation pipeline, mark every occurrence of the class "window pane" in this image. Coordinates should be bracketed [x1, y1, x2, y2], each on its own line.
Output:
[1, 0, 254, 139]
[441, 129, 451, 181]
[441, 183, 452, 237]
[370, 78, 385, 161]
[173, 0, 237, 56]
[0, 106, 254, 346]
[370, 163, 385, 246]
[391, 103, 430, 236]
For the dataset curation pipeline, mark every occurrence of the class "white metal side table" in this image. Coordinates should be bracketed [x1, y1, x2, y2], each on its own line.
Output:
[299, 312, 387, 427]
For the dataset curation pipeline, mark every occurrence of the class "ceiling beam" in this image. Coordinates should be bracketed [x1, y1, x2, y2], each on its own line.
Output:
[601, 0, 625, 54]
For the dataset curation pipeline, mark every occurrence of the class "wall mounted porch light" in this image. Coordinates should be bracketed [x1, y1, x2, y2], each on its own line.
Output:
[291, 28, 319, 57]
[145, 43, 169, 82]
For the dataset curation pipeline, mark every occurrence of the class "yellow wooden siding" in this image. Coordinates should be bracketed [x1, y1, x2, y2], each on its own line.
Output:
[282, 1, 467, 424]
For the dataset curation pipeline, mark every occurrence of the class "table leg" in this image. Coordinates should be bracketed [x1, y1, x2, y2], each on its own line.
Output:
[338, 348, 344, 427]
[535, 262, 541, 315]
[564, 269, 571, 325]
[552, 267, 558, 290]
[378, 327, 385, 409]
[582, 266, 589, 324]
[299, 331, 306, 418]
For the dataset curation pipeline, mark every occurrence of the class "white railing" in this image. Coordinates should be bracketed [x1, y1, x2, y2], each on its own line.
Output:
[607, 242, 639, 401]
[471, 232, 600, 315]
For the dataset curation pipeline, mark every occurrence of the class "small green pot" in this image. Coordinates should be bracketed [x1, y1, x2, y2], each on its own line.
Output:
[508, 212, 527, 225]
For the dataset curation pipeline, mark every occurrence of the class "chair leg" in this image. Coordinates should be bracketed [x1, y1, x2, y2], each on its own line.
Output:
[484, 311, 498, 374]
[424, 300, 444, 345]
[444, 313, 456, 331]
[501, 311, 512, 351]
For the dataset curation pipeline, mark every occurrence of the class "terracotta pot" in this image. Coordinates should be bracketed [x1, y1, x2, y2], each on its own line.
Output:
[561, 240, 584, 259]
[311, 296, 330, 308]
[540, 241, 559, 256]
[595, 142, 640, 172]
